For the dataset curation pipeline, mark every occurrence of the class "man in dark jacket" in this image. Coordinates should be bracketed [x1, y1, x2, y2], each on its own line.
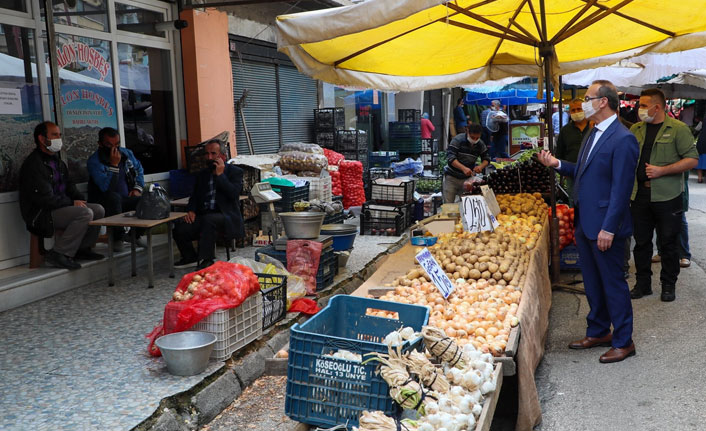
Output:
[87, 127, 146, 251]
[442, 123, 490, 203]
[173, 140, 244, 269]
[19, 122, 105, 270]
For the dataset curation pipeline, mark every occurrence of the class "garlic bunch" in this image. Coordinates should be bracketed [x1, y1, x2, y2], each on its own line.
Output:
[324, 349, 362, 362]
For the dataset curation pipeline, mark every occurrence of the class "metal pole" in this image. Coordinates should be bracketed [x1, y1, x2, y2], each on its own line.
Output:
[558, 75, 564, 131]
[539, 0, 560, 282]
[44, 0, 63, 130]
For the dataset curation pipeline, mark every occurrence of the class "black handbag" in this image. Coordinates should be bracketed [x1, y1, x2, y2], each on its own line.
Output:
[136, 184, 171, 220]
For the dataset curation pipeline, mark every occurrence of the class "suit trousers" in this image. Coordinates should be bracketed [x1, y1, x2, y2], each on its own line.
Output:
[51, 203, 105, 257]
[631, 191, 683, 288]
[575, 218, 633, 349]
[173, 212, 225, 261]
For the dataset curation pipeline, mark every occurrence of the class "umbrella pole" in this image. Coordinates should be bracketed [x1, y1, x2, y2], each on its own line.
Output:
[541, 48, 560, 283]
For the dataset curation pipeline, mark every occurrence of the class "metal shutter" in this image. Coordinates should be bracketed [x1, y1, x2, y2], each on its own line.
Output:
[232, 60, 280, 155]
[278, 65, 317, 145]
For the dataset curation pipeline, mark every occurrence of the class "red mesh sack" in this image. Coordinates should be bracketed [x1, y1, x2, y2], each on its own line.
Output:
[323, 148, 345, 166]
[340, 160, 366, 209]
[287, 240, 322, 295]
[146, 261, 261, 356]
[329, 170, 343, 196]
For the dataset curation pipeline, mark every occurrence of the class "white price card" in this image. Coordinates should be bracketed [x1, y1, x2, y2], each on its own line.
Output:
[459, 195, 499, 233]
[416, 247, 455, 299]
[479, 185, 500, 217]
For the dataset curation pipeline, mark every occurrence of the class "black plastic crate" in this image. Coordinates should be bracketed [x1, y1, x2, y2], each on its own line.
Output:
[421, 138, 439, 153]
[398, 109, 421, 123]
[421, 153, 439, 169]
[314, 129, 336, 149]
[323, 211, 344, 225]
[314, 108, 345, 130]
[389, 122, 421, 138]
[340, 150, 368, 168]
[335, 130, 368, 152]
[370, 179, 415, 204]
[370, 167, 393, 181]
[257, 273, 287, 329]
[268, 183, 309, 213]
[389, 139, 422, 154]
[332, 195, 343, 202]
[360, 202, 410, 236]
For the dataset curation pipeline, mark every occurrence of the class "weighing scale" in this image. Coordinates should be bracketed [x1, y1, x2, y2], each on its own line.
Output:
[250, 182, 283, 241]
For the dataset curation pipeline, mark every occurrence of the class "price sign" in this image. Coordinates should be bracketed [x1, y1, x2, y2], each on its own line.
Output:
[460, 195, 499, 233]
[415, 247, 455, 299]
[479, 185, 500, 217]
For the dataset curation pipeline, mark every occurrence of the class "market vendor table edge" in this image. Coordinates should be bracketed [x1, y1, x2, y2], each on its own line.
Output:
[89, 212, 187, 288]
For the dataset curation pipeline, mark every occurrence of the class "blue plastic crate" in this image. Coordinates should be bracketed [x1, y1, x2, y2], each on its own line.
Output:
[560, 245, 580, 270]
[285, 295, 429, 429]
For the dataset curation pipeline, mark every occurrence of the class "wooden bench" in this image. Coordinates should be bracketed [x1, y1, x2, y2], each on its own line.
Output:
[29, 234, 45, 269]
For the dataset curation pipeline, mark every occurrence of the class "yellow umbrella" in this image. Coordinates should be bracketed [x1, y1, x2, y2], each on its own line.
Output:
[277, 0, 706, 92]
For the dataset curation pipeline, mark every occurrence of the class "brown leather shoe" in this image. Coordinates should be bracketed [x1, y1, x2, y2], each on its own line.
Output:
[568, 333, 612, 350]
[599, 343, 636, 363]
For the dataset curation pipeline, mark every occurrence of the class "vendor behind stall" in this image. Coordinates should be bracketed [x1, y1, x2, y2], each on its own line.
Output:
[442, 123, 490, 203]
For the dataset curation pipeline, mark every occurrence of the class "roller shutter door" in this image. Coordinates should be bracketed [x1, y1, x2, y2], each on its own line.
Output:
[232, 60, 279, 155]
[279, 65, 317, 144]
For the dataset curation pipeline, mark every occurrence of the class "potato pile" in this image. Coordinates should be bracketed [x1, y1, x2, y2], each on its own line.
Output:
[368, 194, 547, 356]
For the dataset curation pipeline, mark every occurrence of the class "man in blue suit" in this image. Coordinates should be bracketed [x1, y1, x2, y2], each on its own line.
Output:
[538, 80, 639, 363]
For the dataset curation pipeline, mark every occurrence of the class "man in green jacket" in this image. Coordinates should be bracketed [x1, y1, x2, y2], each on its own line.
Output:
[629, 89, 698, 302]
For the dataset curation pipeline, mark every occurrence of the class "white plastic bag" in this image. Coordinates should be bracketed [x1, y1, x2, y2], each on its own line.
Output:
[229, 256, 307, 309]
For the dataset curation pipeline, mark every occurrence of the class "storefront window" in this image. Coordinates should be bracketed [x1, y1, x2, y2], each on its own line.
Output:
[118, 42, 175, 174]
[0, 0, 27, 13]
[45, 33, 118, 182]
[0, 25, 43, 193]
[115, 3, 166, 37]
[42, 0, 110, 33]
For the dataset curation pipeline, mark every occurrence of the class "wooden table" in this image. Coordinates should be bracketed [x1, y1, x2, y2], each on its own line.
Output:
[89, 212, 187, 288]
[170, 195, 249, 208]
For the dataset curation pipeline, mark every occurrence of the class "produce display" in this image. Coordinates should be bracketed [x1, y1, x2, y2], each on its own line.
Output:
[330, 170, 342, 196]
[486, 158, 551, 194]
[278, 151, 328, 173]
[353, 327, 498, 431]
[323, 148, 345, 166]
[281, 142, 324, 154]
[371, 193, 547, 356]
[293, 199, 344, 215]
[416, 177, 442, 194]
[171, 263, 260, 302]
[462, 176, 488, 195]
[549, 203, 575, 249]
[340, 160, 366, 208]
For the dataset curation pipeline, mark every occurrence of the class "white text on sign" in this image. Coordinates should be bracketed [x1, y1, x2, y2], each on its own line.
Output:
[415, 247, 455, 299]
[460, 195, 499, 233]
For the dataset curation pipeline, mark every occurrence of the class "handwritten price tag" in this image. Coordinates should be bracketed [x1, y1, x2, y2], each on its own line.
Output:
[415, 247, 455, 299]
[460, 195, 499, 233]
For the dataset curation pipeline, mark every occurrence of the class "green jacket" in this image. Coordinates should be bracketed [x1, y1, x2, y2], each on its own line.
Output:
[630, 116, 698, 202]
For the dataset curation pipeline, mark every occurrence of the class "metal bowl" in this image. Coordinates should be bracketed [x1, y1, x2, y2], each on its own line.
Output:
[155, 331, 217, 376]
[278, 212, 326, 239]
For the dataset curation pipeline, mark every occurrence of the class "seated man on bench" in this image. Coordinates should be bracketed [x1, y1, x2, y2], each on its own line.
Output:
[19, 122, 105, 270]
[173, 139, 244, 270]
[87, 127, 146, 251]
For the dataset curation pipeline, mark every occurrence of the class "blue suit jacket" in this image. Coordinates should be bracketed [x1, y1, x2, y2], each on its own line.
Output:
[557, 118, 638, 240]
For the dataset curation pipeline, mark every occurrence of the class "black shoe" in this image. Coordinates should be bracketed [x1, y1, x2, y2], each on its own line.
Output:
[75, 248, 104, 261]
[630, 285, 652, 299]
[197, 259, 215, 270]
[174, 257, 197, 269]
[45, 250, 81, 270]
[661, 285, 676, 302]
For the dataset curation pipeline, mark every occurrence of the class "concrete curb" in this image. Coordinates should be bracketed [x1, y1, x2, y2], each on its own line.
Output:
[135, 233, 409, 431]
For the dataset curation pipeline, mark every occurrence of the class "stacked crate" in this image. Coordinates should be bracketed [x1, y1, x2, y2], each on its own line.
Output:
[388, 122, 422, 154]
[421, 138, 439, 173]
[336, 129, 370, 189]
[398, 109, 421, 123]
[314, 108, 345, 149]
[360, 178, 416, 236]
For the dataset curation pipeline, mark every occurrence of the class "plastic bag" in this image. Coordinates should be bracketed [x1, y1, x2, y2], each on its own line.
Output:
[287, 240, 322, 295]
[278, 151, 328, 173]
[279, 142, 324, 154]
[136, 184, 170, 219]
[392, 158, 424, 177]
[146, 261, 261, 356]
[234, 255, 307, 309]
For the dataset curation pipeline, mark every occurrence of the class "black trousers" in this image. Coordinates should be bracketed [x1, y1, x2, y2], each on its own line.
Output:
[631, 190, 683, 288]
[89, 191, 142, 241]
[173, 212, 225, 261]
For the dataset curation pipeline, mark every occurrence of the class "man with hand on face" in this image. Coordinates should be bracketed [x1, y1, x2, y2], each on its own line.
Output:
[628, 89, 698, 302]
[173, 140, 245, 270]
[87, 127, 145, 251]
[537, 80, 639, 363]
[19, 122, 105, 270]
[442, 123, 490, 203]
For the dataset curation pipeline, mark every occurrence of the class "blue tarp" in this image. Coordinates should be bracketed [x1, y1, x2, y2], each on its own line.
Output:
[465, 88, 551, 106]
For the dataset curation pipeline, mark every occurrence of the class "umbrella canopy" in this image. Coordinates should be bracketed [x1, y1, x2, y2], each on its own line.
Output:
[277, 0, 706, 92]
[465, 88, 550, 105]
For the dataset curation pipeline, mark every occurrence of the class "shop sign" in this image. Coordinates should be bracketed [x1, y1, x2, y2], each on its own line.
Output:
[0, 88, 22, 115]
[56, 42, 111, 81]
[314, 357, 368, 381]
[60, 84, 116, 127]
[416, 247, 455, 299]
[460, 195, 499, 233]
